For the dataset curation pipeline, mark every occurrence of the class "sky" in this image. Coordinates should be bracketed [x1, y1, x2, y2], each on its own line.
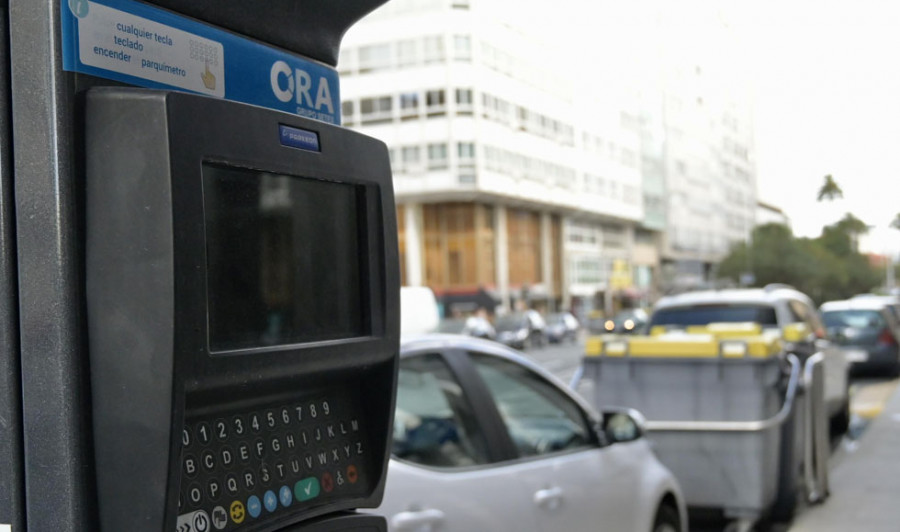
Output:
[551, 0, 900, 254]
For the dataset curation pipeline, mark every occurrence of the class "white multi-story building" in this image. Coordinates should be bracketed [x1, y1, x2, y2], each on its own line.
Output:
[340, 0, 644, 315]
[634, 6, 758, 291]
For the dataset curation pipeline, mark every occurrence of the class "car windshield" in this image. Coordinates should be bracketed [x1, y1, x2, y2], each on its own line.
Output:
[649, 304, 778, 328]
[495, 314, 526, 331]
[822, 310, 885, 330]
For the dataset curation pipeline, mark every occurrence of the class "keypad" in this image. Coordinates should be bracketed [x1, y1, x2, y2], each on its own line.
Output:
[177, 395, 368, 530]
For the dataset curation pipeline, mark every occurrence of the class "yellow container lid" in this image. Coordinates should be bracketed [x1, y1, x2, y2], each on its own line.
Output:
[585, 331, 783, 359]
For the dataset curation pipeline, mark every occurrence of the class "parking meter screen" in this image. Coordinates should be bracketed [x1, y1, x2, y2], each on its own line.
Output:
[203, 164, 366, 351]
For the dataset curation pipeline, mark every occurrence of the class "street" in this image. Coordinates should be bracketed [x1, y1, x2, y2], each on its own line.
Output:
[519, 338, 900, 532]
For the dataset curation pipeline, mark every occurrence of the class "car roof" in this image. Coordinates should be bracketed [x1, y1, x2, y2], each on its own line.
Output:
[399, 333, 600, 418]
[654, 287, 812, 310]
[820, 299, 893, 312]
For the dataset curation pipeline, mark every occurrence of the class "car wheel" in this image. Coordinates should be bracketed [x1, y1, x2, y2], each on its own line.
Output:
[651, 504, 680, 532]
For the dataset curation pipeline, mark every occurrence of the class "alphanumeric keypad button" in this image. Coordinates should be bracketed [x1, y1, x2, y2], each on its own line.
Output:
[196, 422, 212, 445]
[214, 419, 229, 442]
[182, 428, 192, 448]
[187, 482, 204, 507]
[253, 438, 266, 459]
[237, 442, 252, 464]
[265, 410, 278, 430]
[274, 461, 287, 481]
[232, 415, 246, 437]
[249, 413, 262, 433]
[280, 407, 292, 426]
[183, 455, 199, 478]
[259, 463, 272, 486]
[270, 436, 283, 455]
[220, 446, 236, 469]
[207, 478, 222, 502]
[242, 469, 257, 491]
[284, 433, 298, 452]
[225, 473, 240, 496]
[201, 450, 217, 473]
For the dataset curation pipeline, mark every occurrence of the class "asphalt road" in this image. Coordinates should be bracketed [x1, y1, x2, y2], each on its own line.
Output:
[516, 337, 900, 532]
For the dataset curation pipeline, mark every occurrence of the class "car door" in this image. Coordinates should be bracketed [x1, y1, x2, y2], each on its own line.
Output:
[379, 352, 535, 532]
[466, 352, 645, 532]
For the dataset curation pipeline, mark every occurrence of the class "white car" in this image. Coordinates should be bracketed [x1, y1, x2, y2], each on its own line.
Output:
[377, 335, 687, 532]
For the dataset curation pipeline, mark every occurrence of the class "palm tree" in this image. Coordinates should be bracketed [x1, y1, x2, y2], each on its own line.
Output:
[890, 212, 900, 232]
[817, 174, 843, 202]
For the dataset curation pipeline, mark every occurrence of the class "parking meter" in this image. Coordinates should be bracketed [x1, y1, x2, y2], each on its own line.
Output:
[3, 1, 397, 531]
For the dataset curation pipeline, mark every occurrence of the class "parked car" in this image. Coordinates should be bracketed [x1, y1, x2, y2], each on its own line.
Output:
[495, 310, 546, 349]
[820, 299, 900, 377]
[608, 308, 650, 334]
[647, 284, 851, 434]
[379, 335, 687, 532]
[545, 312, 580, 343]
[437, 316, 497, 340]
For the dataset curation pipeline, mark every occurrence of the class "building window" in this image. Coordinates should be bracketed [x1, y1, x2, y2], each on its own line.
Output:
[453, 35, 472, 61]
[360, 95, 393, 124]
[427, 143, 448, 169]
[455, 88, 473, 115]
[423, 36, 445, 64]
[358, 43, 391, 73]
[426, 89, 446, 116]
[457, 142, 475, 161]
[397, 39, 417, 68]
[451, 0, 470, 9]
[400, 92, 420, 119]
[401, 146, 421, 168]
[341, 101, 355, 124]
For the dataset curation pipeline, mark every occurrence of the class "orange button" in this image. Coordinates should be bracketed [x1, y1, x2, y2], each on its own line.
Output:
[347, 465, 358, 484]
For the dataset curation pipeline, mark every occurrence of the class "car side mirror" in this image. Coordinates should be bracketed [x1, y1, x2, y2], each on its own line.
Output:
[601, 409, 647, 444]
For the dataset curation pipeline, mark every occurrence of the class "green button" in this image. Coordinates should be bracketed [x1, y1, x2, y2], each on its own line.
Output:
[294, 477, 320, 502]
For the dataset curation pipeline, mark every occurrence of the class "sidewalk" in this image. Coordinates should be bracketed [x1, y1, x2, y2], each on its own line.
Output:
[790, 381, 900, 531]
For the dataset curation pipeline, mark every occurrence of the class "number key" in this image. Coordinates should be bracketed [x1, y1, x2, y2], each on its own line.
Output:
[215, 419, 228, 442]
[232, 415, 245, 436]
[196, 422, 212, 445]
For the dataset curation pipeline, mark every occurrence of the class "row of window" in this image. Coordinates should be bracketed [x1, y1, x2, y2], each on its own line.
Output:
[481, 92, 575, 146]
[482, 145, 576, 188]
[342, 88, 474, 126]
[388, 142, 476, 172]
[339, 34, 472, 74]
[581, 132, 638, 169]
[566, 221, 627, 249]
[583, 174, 642, 205]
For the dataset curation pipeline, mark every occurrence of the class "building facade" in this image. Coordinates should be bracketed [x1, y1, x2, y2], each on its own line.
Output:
[340, 0, 644, 316]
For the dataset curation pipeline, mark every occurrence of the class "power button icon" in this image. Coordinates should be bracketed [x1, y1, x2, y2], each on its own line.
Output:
[193, 510, 210, 532]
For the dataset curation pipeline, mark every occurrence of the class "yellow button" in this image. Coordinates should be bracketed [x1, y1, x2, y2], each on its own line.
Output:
[230, 501, 245, 524]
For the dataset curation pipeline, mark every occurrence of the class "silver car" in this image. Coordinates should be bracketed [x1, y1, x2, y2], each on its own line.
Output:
[377, 335, 687, 532]
[648, 284, 851, 434]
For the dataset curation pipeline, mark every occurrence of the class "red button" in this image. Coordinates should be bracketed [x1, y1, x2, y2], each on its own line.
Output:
[321, 472, 334, 493]
[347, 465, 358, 484]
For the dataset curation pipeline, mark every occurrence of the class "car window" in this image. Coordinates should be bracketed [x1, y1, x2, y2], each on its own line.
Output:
[649, 305, 778, 328]
[822, 310, 886, 330]
[788, 299, 825, 335]
[394, 353, 490, 467]
[469, 353, 592, 458]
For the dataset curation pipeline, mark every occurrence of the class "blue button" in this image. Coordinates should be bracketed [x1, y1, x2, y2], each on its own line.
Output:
[264, 490, 278, 513]
[247, 495, 262, 519]
[279, 124, 320, 152]
[279, 486, 292, 507]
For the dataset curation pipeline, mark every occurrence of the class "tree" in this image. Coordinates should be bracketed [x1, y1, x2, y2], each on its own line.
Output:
[816, 174, 843, 202]
[890, 212, 900, 232]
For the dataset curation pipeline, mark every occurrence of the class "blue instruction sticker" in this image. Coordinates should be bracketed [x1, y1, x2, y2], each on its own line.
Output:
[60, 0, 341, 124]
